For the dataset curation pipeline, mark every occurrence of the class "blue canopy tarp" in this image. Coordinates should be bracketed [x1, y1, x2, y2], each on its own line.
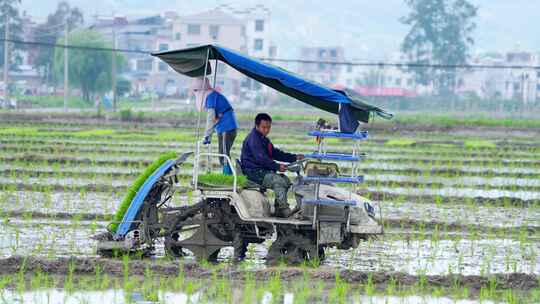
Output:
[152, 44, 391, 123]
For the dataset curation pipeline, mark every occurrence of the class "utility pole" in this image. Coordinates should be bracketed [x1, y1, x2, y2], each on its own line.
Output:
[3, 15, 9, 108]
[64, 22, 69, 112]
[112, 26, 117, 111]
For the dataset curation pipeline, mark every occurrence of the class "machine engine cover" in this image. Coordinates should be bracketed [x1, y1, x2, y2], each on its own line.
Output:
[319, 222, 342, 244]
[240, 190, 271, 217]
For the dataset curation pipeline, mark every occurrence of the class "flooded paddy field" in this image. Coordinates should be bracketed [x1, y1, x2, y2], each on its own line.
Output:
[1, 119, 540, 303]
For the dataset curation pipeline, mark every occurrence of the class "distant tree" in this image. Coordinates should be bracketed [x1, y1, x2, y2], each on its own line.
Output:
[53, 30, 124, 102]
[400, 0, 477, 95]
[34, 1, 83, 83]
[0, 0, 24, 68]
[116, 78, 132, 97]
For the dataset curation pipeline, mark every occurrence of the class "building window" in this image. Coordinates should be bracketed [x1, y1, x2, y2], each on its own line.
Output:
[187, 24, 200, 35]
[318, 63, 325, 71]
[330, 49, 337, 57]
[217, 64, 227, 75]
[319, 49, 326, 57]
[347, 65, 353, 73]
[137, 59, 153, 71]
[175, 32, 181, 40]
[159, 62, 168, 71]
[395, 78, 401, 86]
[255, 19, 264, 32]
[254, 39, 263, 51]
[158, 43, 168, 51]
[269, 46, 277, 58]
[209, 25, 220, 39]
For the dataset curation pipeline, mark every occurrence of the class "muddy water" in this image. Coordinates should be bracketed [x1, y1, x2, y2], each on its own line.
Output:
[373, 186, 540, 200]
[2, 218, 538, 276]
[0, 163, 142, 175]
[0, 177, 132, 189]
[357, 163, 540, 175]
[2, 188, 538, 229]
[5, 162, 540, 189]
[326, 238, 540, 276]
[0, 288, 497, 304]
[0, 191, 121, 215]
[369, 174, 540, 187]
[0, 218, 105, 257]
[382, 201, 540, 228]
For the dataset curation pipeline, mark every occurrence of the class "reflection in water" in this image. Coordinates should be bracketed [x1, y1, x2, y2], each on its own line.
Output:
[0, 289, 497, 304]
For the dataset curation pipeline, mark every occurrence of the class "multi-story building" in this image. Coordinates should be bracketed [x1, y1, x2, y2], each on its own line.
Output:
[298, 47, 345, 86]
[171, 8, 246, 97]
[218, 4, 274, 59]
[503, 52, 538, 103]
[217, 4, 276, 98]
[458, 51, 539, 103]
[90, 14, 176, 96]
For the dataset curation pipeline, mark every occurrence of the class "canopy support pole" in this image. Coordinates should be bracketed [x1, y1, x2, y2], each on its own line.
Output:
[206, 59, 219, 173]
[193, 48, 210, 188]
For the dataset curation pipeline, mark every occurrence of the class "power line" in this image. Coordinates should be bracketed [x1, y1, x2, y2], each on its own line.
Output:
[4, 38, 540, 70]
[3, 38, 148, 54]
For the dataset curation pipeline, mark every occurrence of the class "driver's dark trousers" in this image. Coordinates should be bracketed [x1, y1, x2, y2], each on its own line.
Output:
[244, 168, 292, 210]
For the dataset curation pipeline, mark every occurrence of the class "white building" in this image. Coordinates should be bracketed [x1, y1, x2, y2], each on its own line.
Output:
[458, 51, 539, 103]
[171, 9, 246, 97]
[90, 14, 177, 96]
[298, 47, 345, 86]
[218, 4, 275, 59]
[171, 5, 277, 101]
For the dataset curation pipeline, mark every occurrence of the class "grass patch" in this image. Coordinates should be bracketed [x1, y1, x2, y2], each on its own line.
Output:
[73, 129, 117, 137]
[464, 140, 496, 149]
[108, 151, 178, 232]
[0, 127, 38, 136]
[16, 95, 92, 108]
[198, 173, 247, 188]
[386, 139, 416, 146]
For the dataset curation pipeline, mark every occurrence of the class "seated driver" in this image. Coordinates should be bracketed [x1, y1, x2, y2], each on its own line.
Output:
[240, 113, 304, 217]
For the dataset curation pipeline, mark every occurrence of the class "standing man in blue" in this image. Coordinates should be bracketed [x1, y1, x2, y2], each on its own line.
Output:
[240, 113, 304, 217]
[191, 77, 238, 175]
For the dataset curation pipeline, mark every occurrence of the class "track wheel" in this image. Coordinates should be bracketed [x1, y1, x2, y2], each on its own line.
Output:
[266, 231, 318, 265]
[164, 232, 186, 258]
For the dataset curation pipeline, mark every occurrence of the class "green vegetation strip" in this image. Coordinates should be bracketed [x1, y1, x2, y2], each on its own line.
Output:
[197, 173, 247, 188]
[108, 151, 177, 232]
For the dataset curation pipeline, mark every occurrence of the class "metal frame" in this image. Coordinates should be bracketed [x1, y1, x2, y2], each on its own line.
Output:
[192, 48, 211, 186]
[193, 149, 238, 193]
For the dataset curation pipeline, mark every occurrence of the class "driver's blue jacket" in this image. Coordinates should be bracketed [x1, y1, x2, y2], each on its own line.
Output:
[241, 128, 297, 173]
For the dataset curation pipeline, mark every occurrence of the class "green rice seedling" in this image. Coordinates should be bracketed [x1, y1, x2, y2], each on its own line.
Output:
[267, 270, 284, 301]
[122, 254, 133, 291]
[386, 139, 416, 147]
[386, 276, 397, 295]
[328, 272, 349, 304]
[363, 272, 375, 296]
[197, 173, 247, 188]
[503, 289, 519, 304]
[241, 272, 256, 304]
[108, 151, 177, 232]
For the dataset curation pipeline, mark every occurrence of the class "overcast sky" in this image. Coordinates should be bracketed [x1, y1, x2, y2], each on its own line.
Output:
[22, 0, 540, 60]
